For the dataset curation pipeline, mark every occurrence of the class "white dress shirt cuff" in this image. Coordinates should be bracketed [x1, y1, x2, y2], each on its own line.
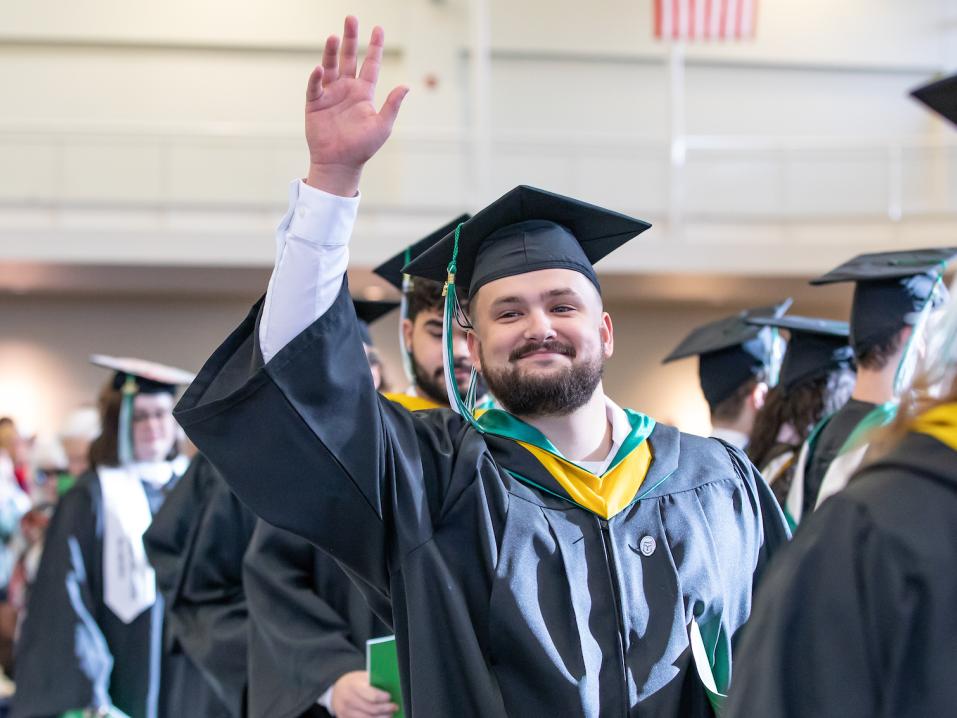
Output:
[318, 685, 335, 714]
[258, 179, 360, 363]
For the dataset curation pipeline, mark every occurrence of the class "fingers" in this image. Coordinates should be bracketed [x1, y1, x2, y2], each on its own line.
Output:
[305, 65, 324, 103]
[379, 85, 410, 127]
[358, 26, 385, 85]
[340, 15, 360, 79]
[321, 34, 340, 85]
[341, 698, 399, 717]
[355, 683, 392, 703]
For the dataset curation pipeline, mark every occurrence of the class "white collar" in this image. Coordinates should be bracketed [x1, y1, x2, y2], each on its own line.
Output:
[709, 427, 749, 450]
[131, 455, 189, 488]
[577, 397, 631, 475]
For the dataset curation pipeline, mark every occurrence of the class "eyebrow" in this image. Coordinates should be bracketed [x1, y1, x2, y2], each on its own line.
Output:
[489, 288, 584, 309]
[423, 318, 444, 328]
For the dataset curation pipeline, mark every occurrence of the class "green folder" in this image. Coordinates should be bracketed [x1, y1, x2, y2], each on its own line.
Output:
[367, 635, 404, 717]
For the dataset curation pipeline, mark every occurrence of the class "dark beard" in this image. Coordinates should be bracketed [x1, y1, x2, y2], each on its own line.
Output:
[410, 354, 487, 407]
[481, 340, 604, 418]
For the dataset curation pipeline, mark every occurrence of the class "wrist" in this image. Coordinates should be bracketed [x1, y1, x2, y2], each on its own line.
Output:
[306, 164, 362, 197]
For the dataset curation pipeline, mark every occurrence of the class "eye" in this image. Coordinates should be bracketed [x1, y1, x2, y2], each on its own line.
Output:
[496, 310, 522, 321]
[551, 305, 576, 314]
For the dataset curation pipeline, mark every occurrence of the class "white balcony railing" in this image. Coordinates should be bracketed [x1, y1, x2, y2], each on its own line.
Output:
[2, 121, 956, 222]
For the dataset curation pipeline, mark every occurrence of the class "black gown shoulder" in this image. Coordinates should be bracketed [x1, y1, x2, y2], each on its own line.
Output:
[725, 431, 957, 717]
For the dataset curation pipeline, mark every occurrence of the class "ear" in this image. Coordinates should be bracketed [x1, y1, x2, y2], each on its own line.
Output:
[751, 381, 769, 411]
[600, 311, 614, 359]
[467, 329, 482, 372]
[898, 324, 914, 347]
[401, 317, 414, 352]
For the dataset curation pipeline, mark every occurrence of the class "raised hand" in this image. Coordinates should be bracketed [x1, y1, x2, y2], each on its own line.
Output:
[305, 16, 409, 197]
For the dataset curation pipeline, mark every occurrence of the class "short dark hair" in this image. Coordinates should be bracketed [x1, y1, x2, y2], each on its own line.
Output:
[855, 325, 907, 371]
[406, 278, 467, 323]
[710, 371, 767, 423]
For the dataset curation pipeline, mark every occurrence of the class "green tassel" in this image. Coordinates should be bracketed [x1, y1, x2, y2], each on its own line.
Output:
[442, 223, 483, 431]
[399, 246, 415, 382]
[117, 375, 137, 466]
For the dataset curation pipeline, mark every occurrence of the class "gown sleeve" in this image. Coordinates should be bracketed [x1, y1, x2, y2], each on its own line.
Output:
[174, 283, 461, 594]
[723, 492, 914, 717]
[243, 520, 370, 718]
[12, 479, 113, 718]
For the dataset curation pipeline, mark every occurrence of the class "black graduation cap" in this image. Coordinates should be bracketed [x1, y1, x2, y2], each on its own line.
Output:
[910, 74, 957, 127]
[400, 186, 652, 298]
[810, 248, 957, 353]
[373, 215, 471, 291]
[748, 315, 855, 392]
[663, 299, 793, 409]
[353, 299, 399, 346]
[91, 354, 195, 395]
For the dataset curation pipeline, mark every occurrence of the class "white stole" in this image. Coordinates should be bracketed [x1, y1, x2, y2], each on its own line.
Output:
[99, 458, 186, 624]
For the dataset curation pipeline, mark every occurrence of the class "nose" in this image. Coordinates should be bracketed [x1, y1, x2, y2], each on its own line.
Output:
[451, 331, 470, 362]
[523, 307, 556, 342]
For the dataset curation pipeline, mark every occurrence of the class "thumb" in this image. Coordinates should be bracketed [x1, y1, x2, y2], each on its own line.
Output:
[379, 85, 410, 127]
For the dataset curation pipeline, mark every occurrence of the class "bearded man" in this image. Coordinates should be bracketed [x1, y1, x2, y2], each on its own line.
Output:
[176, 16, 788, 717]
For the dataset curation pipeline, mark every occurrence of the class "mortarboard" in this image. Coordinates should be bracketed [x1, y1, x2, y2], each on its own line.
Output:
[748, 315, 855, 392]
[353, 299, 399, 346]
[374, 216, 470, 382]
[663, 300, 793, 409]
[910, 73, 957, 127]
[810, 248, 957, 354]
[373, 215, 471, 292]
[91, 355, 194, 396]
[401, 186, 651, 298]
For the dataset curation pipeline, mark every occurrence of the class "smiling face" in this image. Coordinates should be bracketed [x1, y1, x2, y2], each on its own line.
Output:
[131, 392, 177, 463]
[468, 268, 613, 417]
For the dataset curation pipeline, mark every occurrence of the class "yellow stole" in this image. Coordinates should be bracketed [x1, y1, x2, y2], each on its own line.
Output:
[910, 402, 957, 453]
[516, 440, 653, 520]
[382, 392, 444, 412]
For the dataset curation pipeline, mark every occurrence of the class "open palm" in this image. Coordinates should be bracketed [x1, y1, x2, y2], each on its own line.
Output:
[305, 17, 408, 190]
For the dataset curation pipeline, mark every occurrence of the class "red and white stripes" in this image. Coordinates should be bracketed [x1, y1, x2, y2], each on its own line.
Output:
[654, 0, 758, 41]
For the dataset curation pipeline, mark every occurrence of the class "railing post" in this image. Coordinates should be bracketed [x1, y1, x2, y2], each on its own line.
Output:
[887, 144, 903, 222]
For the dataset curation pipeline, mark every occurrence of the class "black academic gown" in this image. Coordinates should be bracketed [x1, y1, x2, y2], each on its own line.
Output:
[244, 521, 392, 718]
[144, 456, 257, 717]
[12, 468, 229, 718]
[175, 286, 790, 717]
[800, 398, 875, 516]
[725, 430, 957, 717]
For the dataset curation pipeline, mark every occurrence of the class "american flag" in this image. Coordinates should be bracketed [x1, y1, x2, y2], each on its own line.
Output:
[653, 0, 758, 41]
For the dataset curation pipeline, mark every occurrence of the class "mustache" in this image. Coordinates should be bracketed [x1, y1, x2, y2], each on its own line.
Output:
[435, 359, 474, 379]
[509, 339, 576, 362]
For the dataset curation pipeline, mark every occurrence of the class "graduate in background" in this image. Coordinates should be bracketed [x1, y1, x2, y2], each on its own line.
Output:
[372, 218, 491, 411]
[784, 248, 955, 525]
[662, 301, 791, 449]
[726, 233, 957, 718]
[13, 356, 229, 718]
[175, 17, 789, 715]
[246, 229, 486, 718]
[142, 299, 397, 718]
[744, 316, 856, 509]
